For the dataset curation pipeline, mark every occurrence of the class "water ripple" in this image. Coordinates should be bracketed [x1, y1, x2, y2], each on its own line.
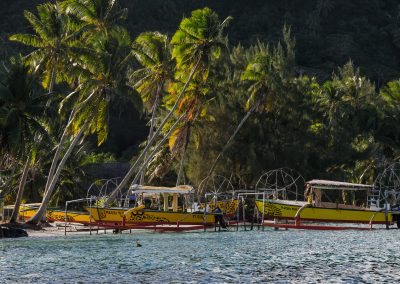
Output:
[1, 229, 400, 283]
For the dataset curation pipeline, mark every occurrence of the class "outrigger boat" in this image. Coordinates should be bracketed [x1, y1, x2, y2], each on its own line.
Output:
[255, 179, 400, 230]
[19, 204, 93, 224]
[86, 185, 221, 231]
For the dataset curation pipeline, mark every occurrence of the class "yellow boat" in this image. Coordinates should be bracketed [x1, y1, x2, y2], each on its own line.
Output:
[255, 199, 391, 224]
[88, 207, 214, 225]
[19, 204, 93, 224]
[87, 185, 218, 228]
[255, 180, 399, 226]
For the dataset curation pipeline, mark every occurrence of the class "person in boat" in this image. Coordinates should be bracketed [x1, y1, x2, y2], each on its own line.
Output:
[212, 206, 227, 228]
[144, 198, 152, 209]
[305, 184, 313, 204]
[129, 194, 136, 207]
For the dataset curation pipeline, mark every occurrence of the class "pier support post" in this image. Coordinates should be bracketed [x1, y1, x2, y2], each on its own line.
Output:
[384, 192, 389, 230]
[261, 193, 265, 231]
[242, 196, 246, 231]
[89, 198, 92, 236]
[64, 201, 68, 236]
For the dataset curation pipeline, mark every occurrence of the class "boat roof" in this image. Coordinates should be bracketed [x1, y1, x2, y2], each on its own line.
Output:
[130, 184, 194, 194]
[306, 179, 373, 191]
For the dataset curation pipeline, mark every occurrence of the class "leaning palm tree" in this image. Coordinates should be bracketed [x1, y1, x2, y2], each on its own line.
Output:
[166, 79, 211, 185]
[27, 27, 139, 224]
[205, 27, 295, 179]
[104, 8, 232, 206]
[9, 3, 79, 93]
[10, 3, 93, 201]
[130, 31, 174, 184]
[0, 60, 50, 223]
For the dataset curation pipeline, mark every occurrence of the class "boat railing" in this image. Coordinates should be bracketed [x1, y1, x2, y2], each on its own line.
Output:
[367, 189, 381, 209]
[64, 197, 101, 236]
[236, 192, 267, 231]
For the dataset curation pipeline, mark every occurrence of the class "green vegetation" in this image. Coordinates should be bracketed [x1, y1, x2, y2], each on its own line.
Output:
[2, 0, 400, 223]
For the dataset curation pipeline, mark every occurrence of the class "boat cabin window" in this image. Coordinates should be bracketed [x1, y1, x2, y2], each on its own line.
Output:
[136, 193, 187, 212]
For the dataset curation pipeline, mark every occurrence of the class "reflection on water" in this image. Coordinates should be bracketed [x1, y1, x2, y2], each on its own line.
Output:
[1, 229, 400, 283]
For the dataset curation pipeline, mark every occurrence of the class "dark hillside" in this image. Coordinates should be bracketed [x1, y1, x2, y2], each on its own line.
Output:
[2, 0, 400, 83]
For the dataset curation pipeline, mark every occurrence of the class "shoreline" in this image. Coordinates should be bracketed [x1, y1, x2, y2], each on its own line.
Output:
[1, 222, 144, 238]
[26, 223, 151, 238]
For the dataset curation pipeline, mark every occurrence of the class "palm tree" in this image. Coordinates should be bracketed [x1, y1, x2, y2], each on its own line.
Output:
[205, 27, 295, 178]
[316, 61, 376, 139]
[9, 3, 94, 204]
[62, 0, 127, 37]
[130, 31, 174, 184]
[104, 8, 232, 206]
[0, 60, 49, 223]
[27, 27, 139, 224]
[166, 79, 211, 185]
[9, 3, 78, 93]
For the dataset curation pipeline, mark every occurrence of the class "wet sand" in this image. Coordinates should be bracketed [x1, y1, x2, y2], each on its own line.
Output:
[1, 222, 130, 238]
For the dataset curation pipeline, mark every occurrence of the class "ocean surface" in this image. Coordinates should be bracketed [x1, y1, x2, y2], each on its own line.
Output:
[1, 227, 400, 283]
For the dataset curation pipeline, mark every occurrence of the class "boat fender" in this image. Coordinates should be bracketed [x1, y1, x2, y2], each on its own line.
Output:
[124, 205, 145, 216]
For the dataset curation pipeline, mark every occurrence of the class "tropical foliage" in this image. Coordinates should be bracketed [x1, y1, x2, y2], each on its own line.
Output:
[3, 1, 400, 224]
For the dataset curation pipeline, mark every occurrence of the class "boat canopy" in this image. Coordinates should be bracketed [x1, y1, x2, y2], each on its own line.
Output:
[130, 184, 194, 194]
[306, 179, 373, 191]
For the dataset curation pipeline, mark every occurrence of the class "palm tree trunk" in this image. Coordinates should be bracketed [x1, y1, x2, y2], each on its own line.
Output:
[48, 63, 56, 94]
[43, 111, 75, 197]
[140, 84, 162, 185]
[104, 58, 202, 206]
[9, 155, 31, 223]
[121, 112, 188, 207]
[26, 126, 85, 225]
[176, 145, 187, 186]
[122, 112, 187, 207]
[43, 126, 68, 196]
[176, 124, 190, 186]
[206, 105, 255, 178]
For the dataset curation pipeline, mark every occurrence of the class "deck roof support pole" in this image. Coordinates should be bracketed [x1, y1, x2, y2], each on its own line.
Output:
[172, 194, 178, 212]
[163, 193, 168, 212]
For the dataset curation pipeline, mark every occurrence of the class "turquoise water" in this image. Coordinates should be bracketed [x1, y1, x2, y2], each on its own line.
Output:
[1, 228, 400, 283]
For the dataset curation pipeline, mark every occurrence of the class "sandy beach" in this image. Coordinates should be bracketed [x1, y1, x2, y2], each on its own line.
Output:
[2, 222, 137, 238]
